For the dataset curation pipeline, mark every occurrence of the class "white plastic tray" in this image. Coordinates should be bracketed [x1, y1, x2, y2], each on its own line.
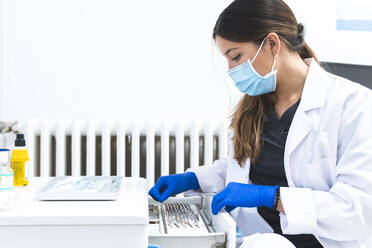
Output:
[36, 176, 122, 201]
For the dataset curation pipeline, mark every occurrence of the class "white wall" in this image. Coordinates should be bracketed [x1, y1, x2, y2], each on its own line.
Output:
[285, 0, 372, 66]
[0, 0, 237, 123]
[0, 0, 371, 123]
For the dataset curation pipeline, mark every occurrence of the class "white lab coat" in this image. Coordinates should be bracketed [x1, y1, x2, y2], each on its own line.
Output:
[188, 59, 372, 248]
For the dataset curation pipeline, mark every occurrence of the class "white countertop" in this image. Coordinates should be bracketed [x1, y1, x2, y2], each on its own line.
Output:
[0, 177, 149, 226]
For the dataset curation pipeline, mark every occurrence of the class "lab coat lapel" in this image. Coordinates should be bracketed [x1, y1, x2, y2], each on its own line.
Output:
[284, 59, 328, 186]
[284, 108, 313, 187]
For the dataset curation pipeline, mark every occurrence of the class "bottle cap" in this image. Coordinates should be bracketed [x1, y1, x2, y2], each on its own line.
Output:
[15, 133, 26, 147]
[0, 149, 10, 163]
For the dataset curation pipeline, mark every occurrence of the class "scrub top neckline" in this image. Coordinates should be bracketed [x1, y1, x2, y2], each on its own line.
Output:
[271, 98, 301, 123]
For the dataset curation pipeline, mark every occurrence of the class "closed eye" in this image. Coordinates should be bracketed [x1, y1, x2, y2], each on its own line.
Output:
[232, 54, 241, 61]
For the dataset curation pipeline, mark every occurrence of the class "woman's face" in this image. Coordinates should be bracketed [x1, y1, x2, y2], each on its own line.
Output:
[215, 35, 278, 76]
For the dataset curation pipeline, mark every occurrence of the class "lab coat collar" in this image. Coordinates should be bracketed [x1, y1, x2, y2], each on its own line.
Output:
[283, 58, 329, 187]
[298, 58, 328, 112]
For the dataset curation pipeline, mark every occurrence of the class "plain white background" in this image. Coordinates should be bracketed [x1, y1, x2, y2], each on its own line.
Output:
[0, 0, 371, 123]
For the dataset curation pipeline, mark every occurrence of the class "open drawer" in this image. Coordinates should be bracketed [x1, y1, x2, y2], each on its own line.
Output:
[148, 195, 236, 248]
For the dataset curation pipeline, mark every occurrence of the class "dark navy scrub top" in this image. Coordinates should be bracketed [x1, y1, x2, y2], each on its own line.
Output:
[249, 99, 324, 248]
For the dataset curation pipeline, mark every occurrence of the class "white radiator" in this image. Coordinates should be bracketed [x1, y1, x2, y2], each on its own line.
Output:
[2, 120, 230, 188]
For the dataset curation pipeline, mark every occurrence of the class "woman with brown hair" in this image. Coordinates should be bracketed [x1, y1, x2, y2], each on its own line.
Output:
[149, 0, 372, 247]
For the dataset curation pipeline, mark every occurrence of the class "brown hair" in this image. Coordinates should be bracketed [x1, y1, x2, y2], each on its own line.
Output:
[212, 0, 318, 166]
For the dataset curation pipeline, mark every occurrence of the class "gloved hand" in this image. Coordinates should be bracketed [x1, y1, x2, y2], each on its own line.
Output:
[149, 172, 200, 202]
[211, 182, 279, 215]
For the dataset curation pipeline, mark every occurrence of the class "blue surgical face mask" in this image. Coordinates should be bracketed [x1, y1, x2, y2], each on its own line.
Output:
[227, 38, 278, 96]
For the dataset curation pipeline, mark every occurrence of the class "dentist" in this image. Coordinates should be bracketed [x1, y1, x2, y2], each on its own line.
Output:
[149, 0, 372, 247]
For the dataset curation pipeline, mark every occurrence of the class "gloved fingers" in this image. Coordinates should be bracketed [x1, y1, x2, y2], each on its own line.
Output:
[159, 181, 168, 194]
[211, 191, 222, 213]
[224, 205, 236, 213]
[149, 186, 161, 201]
[212, 198, 227, 215]
[149, 177, 168, 202]
[211, 191, 226, 215]
[158, 185, 174, 202]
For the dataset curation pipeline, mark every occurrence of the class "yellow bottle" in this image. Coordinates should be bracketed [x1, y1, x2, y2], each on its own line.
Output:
[10, 134, 29, 187]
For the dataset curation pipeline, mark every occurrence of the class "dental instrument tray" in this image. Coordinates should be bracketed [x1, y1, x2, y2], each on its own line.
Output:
[148, 195, 236, 248]
[36, 176, 122, 201]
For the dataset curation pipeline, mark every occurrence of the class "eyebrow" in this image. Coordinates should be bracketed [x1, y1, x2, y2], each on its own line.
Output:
[224, 47, 239, 56]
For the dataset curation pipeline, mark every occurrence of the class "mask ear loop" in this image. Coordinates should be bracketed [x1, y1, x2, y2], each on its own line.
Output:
[271, 55, 278, 72]
[251, 37, 266, 63]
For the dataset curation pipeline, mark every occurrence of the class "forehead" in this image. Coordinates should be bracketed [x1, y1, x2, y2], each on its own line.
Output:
[215, 35, 257, 55]
[215, 36, 240, 47]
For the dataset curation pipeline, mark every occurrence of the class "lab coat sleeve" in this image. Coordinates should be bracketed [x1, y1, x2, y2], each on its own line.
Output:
[280, 88, 372, 241]
[186, 158, 229, 193]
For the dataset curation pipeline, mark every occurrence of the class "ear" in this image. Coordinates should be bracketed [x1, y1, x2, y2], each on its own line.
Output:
[266, 32, 280, 57]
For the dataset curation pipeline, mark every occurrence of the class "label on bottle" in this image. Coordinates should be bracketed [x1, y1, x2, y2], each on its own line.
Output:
[25, 161, 29, 182]
[0, 174, 14, 190]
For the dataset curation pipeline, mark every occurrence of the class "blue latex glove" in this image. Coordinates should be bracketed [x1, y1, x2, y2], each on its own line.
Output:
[211, 182, 279, 215]
[149, 172, 200, 202]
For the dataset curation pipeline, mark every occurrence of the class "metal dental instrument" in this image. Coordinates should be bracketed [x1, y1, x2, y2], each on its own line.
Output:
[162, 202, 201, 229]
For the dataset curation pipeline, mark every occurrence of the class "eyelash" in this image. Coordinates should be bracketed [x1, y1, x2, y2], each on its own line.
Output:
[232, 54, 241, 61]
